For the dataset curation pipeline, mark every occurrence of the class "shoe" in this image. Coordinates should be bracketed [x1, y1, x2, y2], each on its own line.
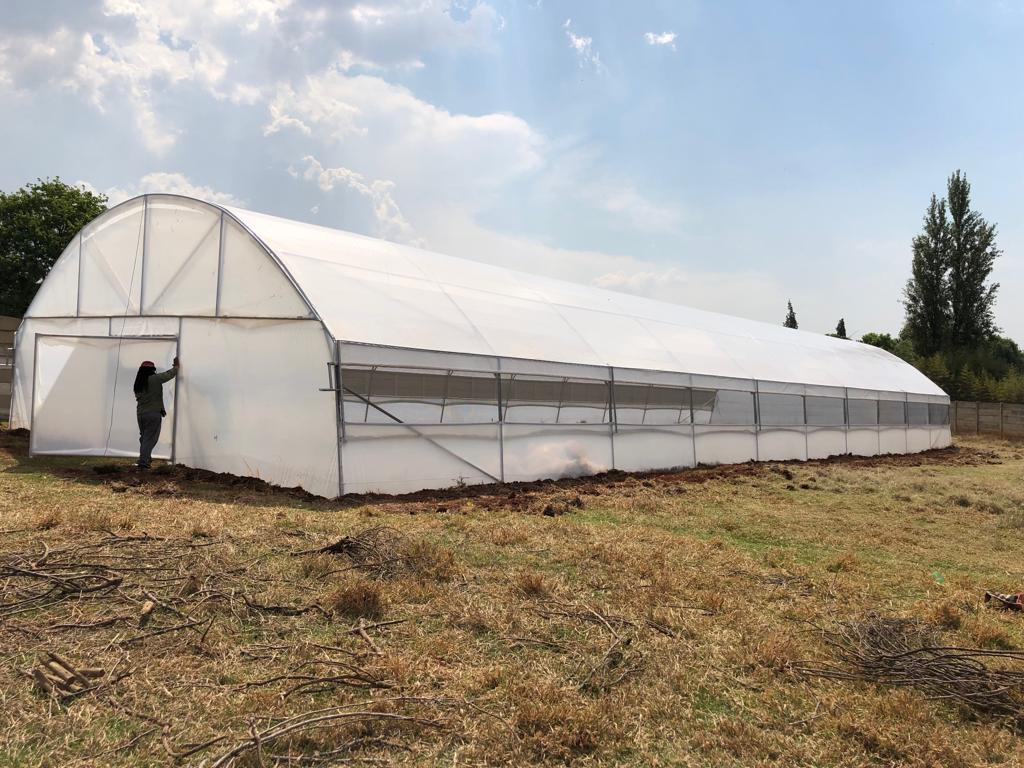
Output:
[134, 463, 151, 471]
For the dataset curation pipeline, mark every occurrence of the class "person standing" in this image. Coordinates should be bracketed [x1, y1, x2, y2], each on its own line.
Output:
[132, 357, 179, 470]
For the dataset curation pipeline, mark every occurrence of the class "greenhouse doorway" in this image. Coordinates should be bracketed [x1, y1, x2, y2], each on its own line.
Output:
[29, 335, 179, 460]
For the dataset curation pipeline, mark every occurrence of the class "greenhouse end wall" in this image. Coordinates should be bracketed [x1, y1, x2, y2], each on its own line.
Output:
[334, 343, 951, 495]
[12, 316, 340, 498]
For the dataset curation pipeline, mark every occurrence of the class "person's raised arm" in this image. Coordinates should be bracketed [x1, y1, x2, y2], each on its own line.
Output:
[154, 357, 180, 383]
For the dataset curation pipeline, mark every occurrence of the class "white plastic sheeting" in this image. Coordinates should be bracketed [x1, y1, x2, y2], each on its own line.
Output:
[23, 195, 312, 322]
[24, 237, 80, 317]
[342, 424, 500, 494]
[229, 205, 945, 395]
[756, 429, 808, 462]
[502, 424, 613, 483]
[10, 318, 112, 429]
[144, 197, 220, 315]
[614, 426, 695, 473]
[31, 335, 176, 458]
[173, 319, 338, 498]
[10, 194, 954, 498]
[847, 429, 880, 456]
[807, 428, 847, 460]
[80, 200, 146, 317]
[110, 317, 180, 337]
[694, 426, 758, 465]
[219, 218, 311, 318]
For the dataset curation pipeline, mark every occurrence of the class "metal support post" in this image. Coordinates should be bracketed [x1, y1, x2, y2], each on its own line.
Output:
[170, 319, 182, 464]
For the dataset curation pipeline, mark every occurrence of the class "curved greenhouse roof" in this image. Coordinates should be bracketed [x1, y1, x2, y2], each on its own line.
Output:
[23, 194, 941, 396]
[225, 204, 941, 396]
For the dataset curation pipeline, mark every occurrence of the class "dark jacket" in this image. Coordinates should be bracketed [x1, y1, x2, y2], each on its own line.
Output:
[135, 366, 178, 416]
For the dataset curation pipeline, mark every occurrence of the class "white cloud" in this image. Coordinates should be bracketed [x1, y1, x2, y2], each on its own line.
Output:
[78, 172, 243, 206]
[534, 145, 684, 235]
[580, 181, 682, 233]
[264, 98, 314, 136]
[0, 26, 84, 91]
[263, 69, 544, 205]
[563, 18, 603, 73]
[294, 155, 422, 245]
[0, 0, 244, 153]
[644, 31, 677, 50]
[0, 0, 501, 153]
[342, 0, 501, 64]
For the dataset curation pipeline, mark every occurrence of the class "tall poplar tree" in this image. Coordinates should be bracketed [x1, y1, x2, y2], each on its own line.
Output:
[903, 194, 950, 356]
[945, 171, 1000, 347]
[903, 171, 1000, 356]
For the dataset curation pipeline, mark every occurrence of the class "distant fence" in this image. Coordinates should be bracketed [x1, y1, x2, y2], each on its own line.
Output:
[952, 401, 1024, 439]
[0, 316, 17, 422]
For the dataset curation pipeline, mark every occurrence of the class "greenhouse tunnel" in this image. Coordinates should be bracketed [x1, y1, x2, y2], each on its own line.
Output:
[10, 194, 951, 497]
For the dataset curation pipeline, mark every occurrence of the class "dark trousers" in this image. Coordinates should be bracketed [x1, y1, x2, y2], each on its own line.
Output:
[138, 411, 163, 468]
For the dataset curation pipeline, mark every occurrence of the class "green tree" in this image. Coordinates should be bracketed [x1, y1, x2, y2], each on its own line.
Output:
[946, 171, 1000, 347]
[0, 178, 107, 316]
[834, 318, 848, 339]
[860, 332, 916, 363]
[783, 300, 798, 329]
[917, 353, 951, 393]
[903, 193, 950, 355]
[996, 369, 1024, 404]
[860, 331, 898, 353]
[903, 171, 1001, 358]
[959, 368, 980, 400]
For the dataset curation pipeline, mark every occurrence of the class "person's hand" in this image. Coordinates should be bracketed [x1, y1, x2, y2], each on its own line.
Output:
[173, 356, 180, 367]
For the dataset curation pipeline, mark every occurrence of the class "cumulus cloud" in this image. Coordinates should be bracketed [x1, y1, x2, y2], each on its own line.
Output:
[263, 69, 544, 204]
[644, 31, 677, 50]
[0, 0, 246, 152]
[293, 155, 422, 245]
[0, 0, 502, 152]
[78, 172, 243, 206]
[563, 19, 603, 73]
[343, 0, 501, 67]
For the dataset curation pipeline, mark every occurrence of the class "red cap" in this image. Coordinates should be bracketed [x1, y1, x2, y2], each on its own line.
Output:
[141, 360, 156, 368]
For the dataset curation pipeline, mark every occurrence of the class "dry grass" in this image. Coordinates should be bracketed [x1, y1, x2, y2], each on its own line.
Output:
[323, 577, 386, 620]
[1, 428, 1024, 766]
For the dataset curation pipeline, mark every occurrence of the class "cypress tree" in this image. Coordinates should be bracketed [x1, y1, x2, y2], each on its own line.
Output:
[834, 318, 848, 339]
[783, 301, 798, 329]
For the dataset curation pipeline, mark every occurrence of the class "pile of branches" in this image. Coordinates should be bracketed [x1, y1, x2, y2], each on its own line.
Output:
[201, 696, 446, 767]
[796, 615, 1024, 726]
[508, 599, 668, 694]
[1, 541, 127, 619]
[296, 526, 419, 580]
[535, 598, 676, 638]
[1, 531, 327, 647]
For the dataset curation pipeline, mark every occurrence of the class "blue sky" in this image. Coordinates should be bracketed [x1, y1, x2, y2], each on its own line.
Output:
[1, 0, 1022, 341]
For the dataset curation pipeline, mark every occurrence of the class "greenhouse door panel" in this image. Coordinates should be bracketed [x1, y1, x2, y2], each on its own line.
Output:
[31, 335, 177, 459]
